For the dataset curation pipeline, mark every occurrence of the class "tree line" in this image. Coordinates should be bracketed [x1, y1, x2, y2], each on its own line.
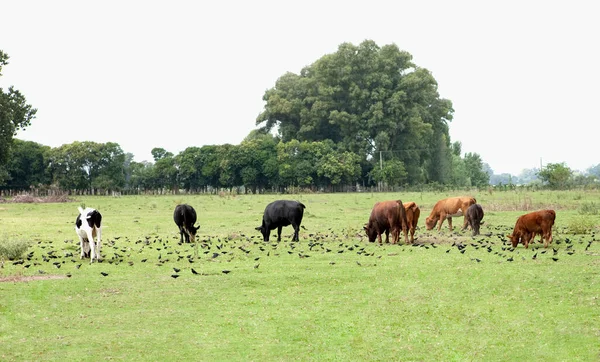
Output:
[0, 134, 491, 194]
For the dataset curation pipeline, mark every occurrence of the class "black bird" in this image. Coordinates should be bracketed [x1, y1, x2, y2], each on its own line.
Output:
[66, 272, 72, 278]
[507, 256, 514, 262]
[173, 267, 181, 273]
[141, 259, 148, 263]
[222, 270, 231, 274]
[552, 257, 559, 262]
[171, 274, 180, 279]
[532, 253, 537, 260]
[100, 272, 109, 276]
[191, 268, 199, 275]
[254, 263, 260, 269]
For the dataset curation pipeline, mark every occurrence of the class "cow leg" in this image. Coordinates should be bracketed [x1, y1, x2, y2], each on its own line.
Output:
[95, 227, 102, 261]
[277, 226, 283, 242]
[86, 229, 97, 262]
[437, 213, 446, 231]
[391, 228, 398, 244]
[178, 227, 185, 243]
[292, 223, 300, 241]
[78, 235, 86, 259]
[401, 226, 409, 244]
[462, 214, 469, 230]
[447, 217, 453, 232]
[384, 229, 390, 244]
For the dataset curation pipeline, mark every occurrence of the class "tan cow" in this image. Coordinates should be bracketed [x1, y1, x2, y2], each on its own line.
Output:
[425, 196, 477, 232]
[507, 210, 556, 248]
[403, 202, 420, 243]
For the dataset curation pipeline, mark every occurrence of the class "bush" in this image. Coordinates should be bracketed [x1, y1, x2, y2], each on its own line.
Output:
[578, 201, 599, 215]
[567, 217, 595, 234]
[0, 237, 31, 260]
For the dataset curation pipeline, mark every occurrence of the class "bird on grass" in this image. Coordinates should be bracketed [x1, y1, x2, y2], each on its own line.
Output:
[100, 272, 109, 276]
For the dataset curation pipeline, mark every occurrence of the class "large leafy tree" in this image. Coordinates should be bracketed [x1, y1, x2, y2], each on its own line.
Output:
[0, 50, 37, 184]
[257, 40, 453, 184]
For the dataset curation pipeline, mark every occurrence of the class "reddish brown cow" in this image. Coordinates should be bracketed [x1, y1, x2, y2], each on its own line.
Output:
[508, 210, 556, 248]
[403, 202, 421, 243]
[364, 200, 410, 245]
[425, 196, 477, 231]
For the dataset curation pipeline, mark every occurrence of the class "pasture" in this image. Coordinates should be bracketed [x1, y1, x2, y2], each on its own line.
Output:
[1, 190, 599, 361]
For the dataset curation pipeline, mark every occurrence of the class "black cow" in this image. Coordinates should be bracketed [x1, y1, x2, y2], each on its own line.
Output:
[173, 204, 200, 243]
[466, 203, 485, 236]
[255, 200, 306, 242]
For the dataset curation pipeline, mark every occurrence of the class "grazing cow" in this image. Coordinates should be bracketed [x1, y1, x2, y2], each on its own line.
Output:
[173, 204, 200, 243]
[466, 203, 485, 236]
[425, 196, 477, 232]
[508, 209, 556, 248]
[255, 200, 306, 242]
[364, 200, 410, 245]
[403, 201, 421, 243]
[75, 207, 102, 261]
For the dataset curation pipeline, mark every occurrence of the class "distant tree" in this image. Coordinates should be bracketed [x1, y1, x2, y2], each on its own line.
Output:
[2, 139, 50, 190]
[47, 141, 125, 192]
[463, 152, 489, 187]
[586, 164, 600, 179]
[0, 50, 37, 184]
[517, 168, 540, 185]
[538, 163, 573, 189]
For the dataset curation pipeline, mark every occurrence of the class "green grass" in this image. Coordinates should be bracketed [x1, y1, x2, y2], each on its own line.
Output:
[1, 191, 599, 361]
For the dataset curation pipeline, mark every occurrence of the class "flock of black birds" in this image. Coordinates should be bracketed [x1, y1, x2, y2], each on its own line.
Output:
[4, 224, 597, 280]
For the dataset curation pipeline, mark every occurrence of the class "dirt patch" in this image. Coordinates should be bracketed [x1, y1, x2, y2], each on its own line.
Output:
[0, 275, 67, 283]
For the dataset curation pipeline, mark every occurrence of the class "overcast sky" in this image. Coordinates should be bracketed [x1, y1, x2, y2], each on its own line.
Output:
[2, 1, 598, 175]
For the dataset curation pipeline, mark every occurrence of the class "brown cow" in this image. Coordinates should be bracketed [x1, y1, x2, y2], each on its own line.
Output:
[403, 202, 420, 243]
[364, 200, 410, 245]
[507, 210, 556, 248]
[425, 196, 477, 232]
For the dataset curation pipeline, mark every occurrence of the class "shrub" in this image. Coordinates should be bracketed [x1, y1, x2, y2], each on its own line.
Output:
[0, 237, 31, 260]
[578, 201, 599, 215]
[567, 217, 595, 234]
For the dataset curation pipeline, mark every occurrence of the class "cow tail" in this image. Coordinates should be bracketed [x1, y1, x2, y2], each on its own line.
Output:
[298, 202, 306, 209]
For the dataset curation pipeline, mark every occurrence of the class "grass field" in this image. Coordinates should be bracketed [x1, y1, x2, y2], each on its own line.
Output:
[1, 190, 599, 361]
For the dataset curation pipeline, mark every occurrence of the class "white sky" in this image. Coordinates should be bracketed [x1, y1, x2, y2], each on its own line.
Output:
[2, 1, 598, 175]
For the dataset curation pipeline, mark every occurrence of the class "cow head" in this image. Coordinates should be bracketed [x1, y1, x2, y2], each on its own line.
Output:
[255, 225, 267, 241]
[186, 225, 200, 240]
[363, 224, 378, 243]
[506, 234, 519, 248]
[425, 216, 438, 230]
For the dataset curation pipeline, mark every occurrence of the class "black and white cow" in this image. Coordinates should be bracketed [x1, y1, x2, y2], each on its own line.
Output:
[75, 207, 102, 262]
[255, 200, 306, 242]
[173, 204, 200, 243]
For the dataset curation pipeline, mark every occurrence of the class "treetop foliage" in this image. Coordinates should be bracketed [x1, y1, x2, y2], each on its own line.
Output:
[0, 50, 37, 180]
